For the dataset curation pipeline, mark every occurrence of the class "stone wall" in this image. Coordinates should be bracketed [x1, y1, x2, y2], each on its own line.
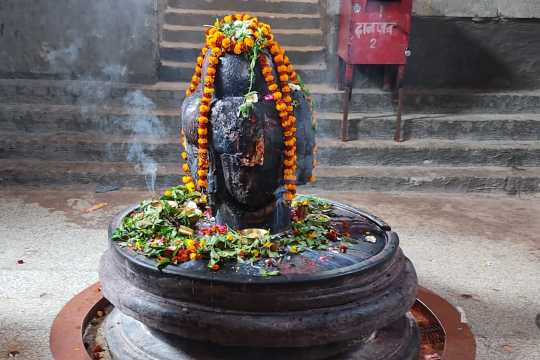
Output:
[324, 0, 540, 89]
[0, 0, 161, 83]
[413, 0, 540, 18]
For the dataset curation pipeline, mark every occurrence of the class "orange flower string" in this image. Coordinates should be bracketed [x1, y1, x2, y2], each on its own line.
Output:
[184, 14, 309, 200]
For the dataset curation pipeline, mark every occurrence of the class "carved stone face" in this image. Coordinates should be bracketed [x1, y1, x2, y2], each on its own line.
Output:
[210, 97, 283, 208]
[181, 52, 315, 231]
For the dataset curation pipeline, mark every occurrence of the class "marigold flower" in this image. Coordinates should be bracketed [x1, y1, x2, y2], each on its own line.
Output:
[273, 92, 282, 101]
[275, 102, 286, 111]
[186, 182, 195, 192]
[222, 38, 232, 50]
[198, 179, 208, 187]
[285, 183, 296, 190]
[282, 85, 291, 93]
[203, 87, 214, 95]
[182, 176, 193, 184]
[268, 84, 278, 92]
[212, 47, 222, 56]
[182, 163, 190, 172]
[190, 253, 197, 261]
[262, 67, 272, 76]
[224, 15, 233, 23]
[163, 190, 173, 197]
[197, 138, 208, 145]
[233, 43, 243, 55]
[198, 116, 208, 125]
[181, 151, 188, 160]
[277, 65, 287, 73]
[244, 37, 254, 48]
[270, 45, 280, 55]
[279, 74, 289, 82]
[274, 54, 284, 64]
[226, 234, 234, 241]
[197, 128, 208, 136]
[283, 96, 293, 103]
[208, 56, 219, 65]
[199, 104, 209, 114]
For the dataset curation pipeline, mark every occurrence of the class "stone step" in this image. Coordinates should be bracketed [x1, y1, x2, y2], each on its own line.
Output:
[2, 132, 540, 167]
[315, 112, 540, 141]
[159, 60, 328, 83]
[2, 103, 540, 141]
[160, 41, 326, 64]
[164, 8, 321, 29]
[315, 139, 540, 167]
[2, 79, 540, 114]
[309, 165, 540, 195]
[162, 24, 324, 47]
[1, 159, 538, 195]
[167, 0, 320, 15]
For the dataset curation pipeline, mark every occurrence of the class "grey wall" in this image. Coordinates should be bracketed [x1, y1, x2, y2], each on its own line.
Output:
[0, 0, 160, 83]
[413, 0, 540, 18]
[324, 0, 540, 89]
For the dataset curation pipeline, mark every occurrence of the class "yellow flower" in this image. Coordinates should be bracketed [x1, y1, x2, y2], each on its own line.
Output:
[186, 182, 195, 192]
[263, 241, 273, 248]
[185, 239, 195, 247]
[199, 240, 206, 248]
[226, 234, 234, 241]
[234, 43, 243, 55]
[182, 176, 193, 184]
[163, 190, 173, 197]
[289, 245, 298, 253]
[244, 37, 254, 48]
[252, 249, 260, 257]
[190, 253, 197, 260]
[224, 15, 233, 23]
[182, 164, 190, 172]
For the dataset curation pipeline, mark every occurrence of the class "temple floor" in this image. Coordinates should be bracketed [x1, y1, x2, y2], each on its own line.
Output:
[0, 186, 538, 360]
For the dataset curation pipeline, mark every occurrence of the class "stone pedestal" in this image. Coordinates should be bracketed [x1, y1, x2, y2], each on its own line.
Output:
[99, 201, 420, 359]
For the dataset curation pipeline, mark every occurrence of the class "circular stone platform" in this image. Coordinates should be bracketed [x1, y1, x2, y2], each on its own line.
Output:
[50, 284, 475, 360]
[98, 201, 418, 359]
[50, 200, 475, 360]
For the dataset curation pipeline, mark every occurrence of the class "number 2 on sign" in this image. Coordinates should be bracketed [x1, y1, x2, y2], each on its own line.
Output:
[370, 38, 377, 48]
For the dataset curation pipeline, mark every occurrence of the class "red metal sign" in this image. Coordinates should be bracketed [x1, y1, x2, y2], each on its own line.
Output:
[338, 0, 412, 64]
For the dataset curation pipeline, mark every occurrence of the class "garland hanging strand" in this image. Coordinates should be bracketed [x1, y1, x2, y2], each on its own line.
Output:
[184, 13, 310, 200]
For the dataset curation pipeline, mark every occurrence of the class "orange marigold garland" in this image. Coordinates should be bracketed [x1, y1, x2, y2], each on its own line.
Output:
[184, 13, 311, 201]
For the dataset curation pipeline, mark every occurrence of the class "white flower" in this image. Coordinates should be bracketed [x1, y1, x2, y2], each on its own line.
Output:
[289, 83, 302, 91]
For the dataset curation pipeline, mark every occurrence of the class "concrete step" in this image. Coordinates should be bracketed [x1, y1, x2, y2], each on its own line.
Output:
[2, 103, 540, 141]
[159, 60, 328, 83]
[0, 79, 185, 109]
[162, 24, 323, 47]
[0, 103, 180, 135]
[315, 139, 540, 167]
[3, 79, 540, 114]
[315, 112, 540, 141]
[2, 132, 540, 167]
[1, 160, 538, 195]
[309, 165, 540, 195]
[164, 8, 321, 28]
[167, 0, 320, 15]
[160, 41, 326, 64]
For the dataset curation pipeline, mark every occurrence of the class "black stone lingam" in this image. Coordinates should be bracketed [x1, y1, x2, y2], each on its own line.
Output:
[98, 40, 420, 359]
[180, 51, 315, 233]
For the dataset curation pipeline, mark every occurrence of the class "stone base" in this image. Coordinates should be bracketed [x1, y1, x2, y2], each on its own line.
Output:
[104, 308, 419, 360]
